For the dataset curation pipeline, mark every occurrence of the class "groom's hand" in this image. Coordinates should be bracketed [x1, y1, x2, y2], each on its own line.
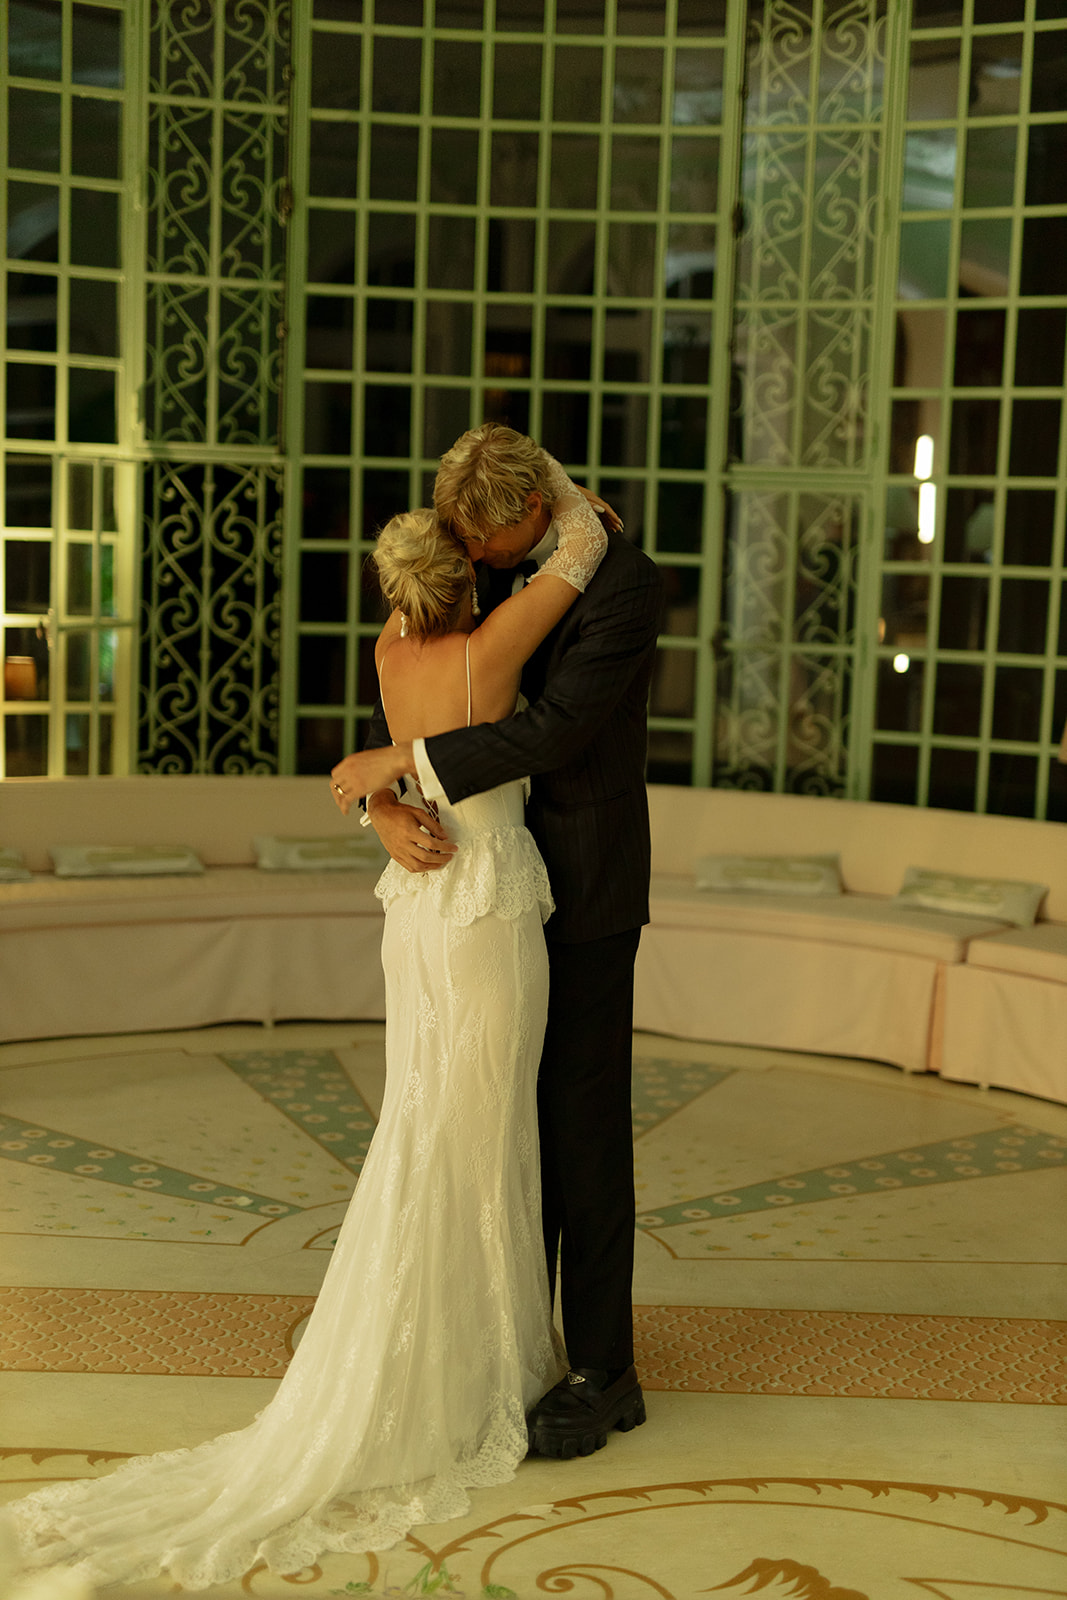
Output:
[366, 789, 457, 874]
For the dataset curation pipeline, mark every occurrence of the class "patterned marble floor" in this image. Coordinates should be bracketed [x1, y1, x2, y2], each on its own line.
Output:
[0, 1022, 1064, 1599]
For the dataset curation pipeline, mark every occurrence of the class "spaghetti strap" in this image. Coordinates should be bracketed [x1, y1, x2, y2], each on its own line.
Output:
[465, 634, 472, 727]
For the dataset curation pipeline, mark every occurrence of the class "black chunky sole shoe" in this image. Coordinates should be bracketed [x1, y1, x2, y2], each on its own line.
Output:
[526, 1365, 646, 1459]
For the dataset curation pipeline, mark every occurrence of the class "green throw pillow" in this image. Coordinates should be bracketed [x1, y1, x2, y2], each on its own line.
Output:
[695, 853, 843, 897]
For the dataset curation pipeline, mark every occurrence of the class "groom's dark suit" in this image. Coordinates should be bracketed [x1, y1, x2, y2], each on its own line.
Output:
[414, 530, 663, 1371]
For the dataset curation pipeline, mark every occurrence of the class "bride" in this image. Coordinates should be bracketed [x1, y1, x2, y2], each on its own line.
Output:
[6, 504, 606, 1589]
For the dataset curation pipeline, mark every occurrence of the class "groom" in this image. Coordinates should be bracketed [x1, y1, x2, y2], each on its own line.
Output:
[362, 424, 663, 1458]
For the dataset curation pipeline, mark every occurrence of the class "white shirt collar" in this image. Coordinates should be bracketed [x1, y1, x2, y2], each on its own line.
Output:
[526, 523, 559, 569]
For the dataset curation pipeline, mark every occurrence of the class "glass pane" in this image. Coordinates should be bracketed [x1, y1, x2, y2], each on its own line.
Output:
[974, 0, 1024, 19]
[606, 222, 656, 296]
[72, 3, 123, 88]
[959, 218, 1012, 297]
[542, 391, 589, 463]
[646, 728, 692, 785]
[997, 579, 1050, 655]
[1015, 308, 1067, 388]
[7, 181, 60, 263]
[66, 542, 93, 614]
[300, 551, 350, 623]
[992, 662, 1043, 739]
[610, 135, 660, 210]
[99, 542, 115, 614]
[554, 46, 603, 122]
[1008, 401, 1061, 478]
[70, 188, 119, 268]
[670, 136, 719, 213]
[617, 0, 665, 35]
[938, 577, 989, 651]
[663, 311, 710, 385]
[99, 627, 115, 700]
[890, 398, 942, 478]
[601, 393, 647, 466]
[944, 486, 994, 562]
[895, 308, 947, 389]
[903, 130, 956, 211]
[298, 634, 347, 704]
[898, 221, 951, 300]
[666, 223, 715, 299]
[1020, 216, 1067, 296]
[65, 711, 91, 775]
[490, 131, 539, 207]
[372, 36, 421, 114]
[953, 307, 1005, 387]
[546, 307, 591, 380]
[678, 0, 727, 28]
[6, 456, 52, 527]
[423, 387, 470, 457]
[932, 661, 984, 736]
[551, 134, 600, 209]
[6, 362, 56, 440]
[296, 715, 344, 774]
[309, 118, 359, 199]
[651, 646, 696, 719]
[304, 380, 353, 455]
[655, 480, 704, 554]
[876, 655, 925, 733]
[1003, 489, 1054, 567]
[1026, 123, 1067, 206]
[431, 127, 479, 206]
[7, 88, 62, 171]
[880, 572, 929, 649]
[70, 96, 122, 180]
[68, 367, 117, 444]
[948, 398, 1000, 475]
[66, 629, 92, 699]
[364, 297, 411, 374]
[308, 209, 356, 285]
[98, 709, 113, 773]
[928, 746, 977, 811]
[908, 39, 959, 119]
[311, 28, 361, 110]
[963, 126, 1016, 209]
[660, 396, 707, 470]
[482, 386, 529, 435]
[433, 40, 482, 119]
[613, 46, 662, 123]
[673, 48, 723, 125]
[6, 271, 58, 351]
[987, 751, 1038, 819]
[425, 302, 473, 376]
[67, 460, 93, 529]
[1029, 27, 1067, 114]
[366, 212, 415, 288]
[363, 384, 410, 456]
[304, 465, 352, 540]
[69, 277, 119, 357]
[884, 483, 920, 558]
[5, 537, 50, 620]
[871, 742, 918, 806]
[4, 711, 48, 775]
[604, 309, 649, 382]
[9, 0, 63, 79]
[369, 125, 418, 202]
[361, 468, 409, 543]
[970, 33, 1023, 116]
[427, 215, 476, 289]
[547, 220, 596, 294]
[495, 0, 543, 30]
[556, 0, 604, 30]
[486, 218, 535, 293]
[494, 43, 543, 120]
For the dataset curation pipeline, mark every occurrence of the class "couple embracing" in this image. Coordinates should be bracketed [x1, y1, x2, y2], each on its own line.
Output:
[8, 424, 664, 1589]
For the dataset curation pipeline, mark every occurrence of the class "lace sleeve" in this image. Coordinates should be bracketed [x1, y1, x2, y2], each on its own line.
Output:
[529, 458, 608, 593]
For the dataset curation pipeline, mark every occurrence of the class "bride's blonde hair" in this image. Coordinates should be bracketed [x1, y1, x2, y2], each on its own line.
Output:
[372, 509, 471, 640]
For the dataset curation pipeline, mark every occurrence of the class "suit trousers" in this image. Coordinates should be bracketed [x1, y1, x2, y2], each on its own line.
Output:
[538, 925, 642, 1373]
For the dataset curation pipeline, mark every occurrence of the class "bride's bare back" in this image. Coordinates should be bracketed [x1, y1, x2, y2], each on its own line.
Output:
[374, 623, 521, 744]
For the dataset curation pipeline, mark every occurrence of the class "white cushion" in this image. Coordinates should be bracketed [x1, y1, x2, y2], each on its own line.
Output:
[695, 852, 842, 896]
[254, 834, 385, 871]
[50, 843, 204, 878]
[965, 922, 1067, 984]
[894, 865, 1047, 927]
[650, 875, 1007, 962]
[0, 847, 31, 882]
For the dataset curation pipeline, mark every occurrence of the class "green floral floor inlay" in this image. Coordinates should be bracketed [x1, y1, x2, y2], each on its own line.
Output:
[631, 1058, 734, 1133]
[221, 1050, 379, 1178]
[0, 1117, 297, 1217]
[637, 1126, 1067, 1230]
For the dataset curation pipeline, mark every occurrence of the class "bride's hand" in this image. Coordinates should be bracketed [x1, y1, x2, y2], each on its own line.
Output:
[575, 483, 623, 533]
[330, 744, 412, 815]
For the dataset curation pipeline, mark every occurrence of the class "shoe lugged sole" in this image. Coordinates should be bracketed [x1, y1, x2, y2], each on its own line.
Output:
[527, 1385, 646, 1459]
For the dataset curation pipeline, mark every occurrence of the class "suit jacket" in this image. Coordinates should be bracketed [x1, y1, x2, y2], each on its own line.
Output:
[368, 531, 664, 944]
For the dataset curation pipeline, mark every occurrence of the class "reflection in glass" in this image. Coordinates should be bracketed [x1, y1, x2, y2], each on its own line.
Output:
[610, 136, 660, 210]
[99, 628, 116, 701]
[67, 543, 93, 615]
[884, 483, 921, 560]
[64, 712, 91, 776]
[606, 222, 656, 297]
[928, 746, 977, 812]
[938, 577, 989, 651]
[425, 302, 473, 377]
[494, 42, 543, 120]
[5, 271, 58, 351]
[898, 220, 950, 300]
[949, 398, 1000, 475]
[1009, 401, 1061, 478]
[666, 224, 715, 299]
[663, 312, 709, 385]
[903, 130, 956, 210]
[959, 218, 1011, 297]
[933, 661, 984, 737]
[970, 33, 1023, 116]
[944, 487, 995, 563]
[670, 136, 719, 213]
[889, 398, 941, 477]
[613, 46, 662, 123]
[997, 579, 1050, 657]
[8, 181, 60, 262]
[554, 46, 603, 122]
[876, 655, 925, 733]
[673, 48, 723, 125]
[953, 307, 1005, 387]
[963, 126, 1016, 209]
[9, 0, 63, 78]
[908, 39, 959, 119]
[880, 572, 929, 650]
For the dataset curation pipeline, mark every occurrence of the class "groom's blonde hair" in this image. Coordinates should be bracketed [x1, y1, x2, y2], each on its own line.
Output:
[372, 509, 470, 640]
[434, 423, 556, 544]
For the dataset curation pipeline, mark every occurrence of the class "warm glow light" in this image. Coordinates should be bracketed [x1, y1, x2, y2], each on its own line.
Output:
[914, 434, 934, 480]
[893, 653, 910, 674]
[917, 480, 937, 543]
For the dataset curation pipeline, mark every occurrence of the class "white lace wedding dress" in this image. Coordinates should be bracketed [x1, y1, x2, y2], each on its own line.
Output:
[7, 780, 563, 1589]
